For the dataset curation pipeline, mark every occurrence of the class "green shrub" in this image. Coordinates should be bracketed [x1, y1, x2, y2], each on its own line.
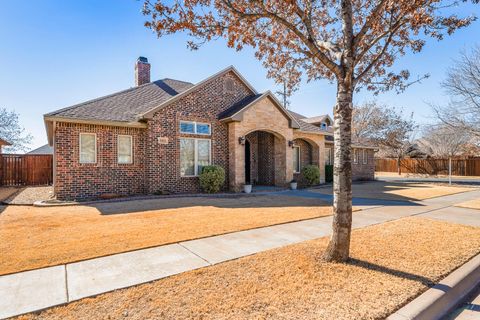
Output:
[325, 165, 334, 183]
[302, 165, 320, 185]
[199, 165, 225, 193]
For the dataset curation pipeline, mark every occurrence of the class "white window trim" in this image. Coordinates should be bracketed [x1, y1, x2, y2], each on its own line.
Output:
[79, 133, 97, 164]
[179, 121, 211, 136]
[117, 135, 133, 164]
[353, 148, 358, 164]
[180, 137, 212, 177]
[293, 146, 301, 173]
[363, 149, 368, 164]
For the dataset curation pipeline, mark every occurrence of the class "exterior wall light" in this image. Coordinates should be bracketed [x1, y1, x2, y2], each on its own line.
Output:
[238, 136, 246, 145]
[288, 140, 296, 148]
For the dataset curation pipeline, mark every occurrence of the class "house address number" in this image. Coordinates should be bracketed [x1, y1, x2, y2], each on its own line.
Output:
[158, 137, 169, 145]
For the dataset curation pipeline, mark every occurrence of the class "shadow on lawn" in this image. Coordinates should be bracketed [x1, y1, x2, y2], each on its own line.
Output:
[312, 180, 466, 204]
[91, 194, 333, 215]
[348, 258, 442, 289]
[87, 180, 430, 215]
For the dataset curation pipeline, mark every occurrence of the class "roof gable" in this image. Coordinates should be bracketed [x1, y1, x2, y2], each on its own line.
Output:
[139, 66, 258, 120]
[219, 91, 301, 129]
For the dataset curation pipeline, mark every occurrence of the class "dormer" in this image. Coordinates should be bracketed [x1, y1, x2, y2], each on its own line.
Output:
[301, 115, 333, 130]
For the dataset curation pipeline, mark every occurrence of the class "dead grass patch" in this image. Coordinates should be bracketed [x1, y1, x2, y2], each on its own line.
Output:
[0, 195, 332, 275]
[16, 217, 480, 320]
[455, 199, 480, 210]
[312, 181, 474, 201]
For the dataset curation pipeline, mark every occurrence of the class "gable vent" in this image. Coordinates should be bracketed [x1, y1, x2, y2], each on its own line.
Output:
[224, 78, 234, 93]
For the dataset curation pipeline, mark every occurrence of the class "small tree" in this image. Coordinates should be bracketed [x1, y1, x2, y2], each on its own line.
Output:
[0, 108, 32, 153]
[144, 0, 476, 262]
[353, 102, 417, 174]
[434, 46, 480, 137]
[418, 124, 471, 183]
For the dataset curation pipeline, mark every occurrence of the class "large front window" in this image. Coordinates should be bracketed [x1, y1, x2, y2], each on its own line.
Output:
[180, 138, 211, 176]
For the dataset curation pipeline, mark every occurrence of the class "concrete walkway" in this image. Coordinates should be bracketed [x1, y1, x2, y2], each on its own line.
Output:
[1, 189, 480, 319]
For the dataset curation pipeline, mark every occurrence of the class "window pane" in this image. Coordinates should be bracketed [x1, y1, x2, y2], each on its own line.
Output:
[180, 139, 195, 176]
[180, 122, 195, 133]
[293, 147, 300, 172]
[196, 123, 211, 135]
[80, 134, 95, 163]
[118, 136, 132, 164]
[197, 140, 211, 174]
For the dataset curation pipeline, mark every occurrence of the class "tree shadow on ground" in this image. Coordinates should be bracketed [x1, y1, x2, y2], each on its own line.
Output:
[347, 258, 447, 291]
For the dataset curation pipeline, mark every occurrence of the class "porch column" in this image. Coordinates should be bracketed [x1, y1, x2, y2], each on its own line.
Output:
[228, 122, 245, 192]
[318, 138, 326, 184]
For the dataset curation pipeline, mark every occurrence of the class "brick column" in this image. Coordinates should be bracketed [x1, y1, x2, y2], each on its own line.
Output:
[228, 122, 245, 191]
[318, 138, 326, 184]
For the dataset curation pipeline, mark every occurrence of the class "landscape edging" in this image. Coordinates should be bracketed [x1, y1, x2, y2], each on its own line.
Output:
[387, 253, 480, 320]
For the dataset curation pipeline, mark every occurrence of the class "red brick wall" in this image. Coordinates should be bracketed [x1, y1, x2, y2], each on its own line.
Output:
[352, 148, 375, 180]
[54, 122, 147, 200]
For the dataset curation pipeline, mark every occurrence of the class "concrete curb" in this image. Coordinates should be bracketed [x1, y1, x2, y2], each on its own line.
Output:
[387, 253, 480, 320]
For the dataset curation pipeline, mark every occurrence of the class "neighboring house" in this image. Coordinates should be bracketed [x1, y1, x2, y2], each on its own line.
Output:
[44, 57, 375, 200]
[26, 144, 53, 155]
[0, 139, 12, 154]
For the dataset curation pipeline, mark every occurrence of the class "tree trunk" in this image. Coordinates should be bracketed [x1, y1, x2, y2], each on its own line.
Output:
[397, 157, 402, 175]
[324, 82, 353, 262]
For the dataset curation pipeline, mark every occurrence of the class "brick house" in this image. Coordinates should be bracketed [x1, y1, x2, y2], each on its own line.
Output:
[44, 57, 375, 200]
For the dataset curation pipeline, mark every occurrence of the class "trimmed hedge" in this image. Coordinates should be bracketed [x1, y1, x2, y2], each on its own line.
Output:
[325, 165, 333, 183]
[199, 165, 225, 193]
[302, 165, 320, 186]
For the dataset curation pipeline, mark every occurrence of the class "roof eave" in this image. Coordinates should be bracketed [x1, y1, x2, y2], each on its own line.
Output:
[44, 116, 147, 146]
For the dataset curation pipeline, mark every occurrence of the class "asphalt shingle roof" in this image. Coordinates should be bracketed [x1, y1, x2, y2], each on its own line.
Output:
[26, 144, 53, 155]
[45, 79, 194, 123]
[288, 111, 331, 134]
[218, 94, 263, 120]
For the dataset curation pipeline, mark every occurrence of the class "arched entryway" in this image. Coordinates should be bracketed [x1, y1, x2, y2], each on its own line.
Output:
[244, 130, 286, 186]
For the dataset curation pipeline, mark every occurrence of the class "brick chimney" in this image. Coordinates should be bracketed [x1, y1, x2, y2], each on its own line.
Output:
[135, 56, 150, 86]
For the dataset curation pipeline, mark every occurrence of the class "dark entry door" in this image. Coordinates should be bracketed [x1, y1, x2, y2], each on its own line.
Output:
[245, 140, 251, 184]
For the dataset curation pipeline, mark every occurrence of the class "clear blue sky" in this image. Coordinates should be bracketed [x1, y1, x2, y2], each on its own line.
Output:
[1, 1, 479, 150]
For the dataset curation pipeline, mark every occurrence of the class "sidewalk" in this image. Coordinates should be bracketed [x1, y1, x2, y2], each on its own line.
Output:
[1, 189, 480, 319]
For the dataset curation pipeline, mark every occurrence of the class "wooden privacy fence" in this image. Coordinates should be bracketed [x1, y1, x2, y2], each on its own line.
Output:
[0, 154, 53, 186]
[375, 158, 480, 176]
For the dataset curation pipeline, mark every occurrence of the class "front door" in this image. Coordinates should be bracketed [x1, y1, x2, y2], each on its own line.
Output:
[245, 140, 251, 184]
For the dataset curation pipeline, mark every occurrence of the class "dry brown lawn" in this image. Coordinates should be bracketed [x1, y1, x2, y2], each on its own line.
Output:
[455, 199, 480, 210]
[16, 217, 480, 320]
[0, 195, 332, 275]
[312, 181, 474, 201]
